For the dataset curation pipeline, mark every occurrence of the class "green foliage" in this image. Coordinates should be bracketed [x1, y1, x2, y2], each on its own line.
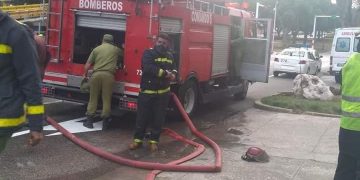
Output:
[242, 0, 340, 40]
[261, 94, 341, 115]
[11, 0, 47, 5]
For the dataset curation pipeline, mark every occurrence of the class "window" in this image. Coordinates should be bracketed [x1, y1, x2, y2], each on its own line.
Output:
[354, 38, 359, 52]
[290, 51, 305, 57]
[336, 38, 350, 52]
[280, 50, 305, 57]
[308, 52, 315, 60]
[280, 51, 290, 55]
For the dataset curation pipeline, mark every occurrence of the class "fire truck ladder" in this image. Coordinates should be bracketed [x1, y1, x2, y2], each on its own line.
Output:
[45, 0, 65, 62]
[172, 0, 229, 15]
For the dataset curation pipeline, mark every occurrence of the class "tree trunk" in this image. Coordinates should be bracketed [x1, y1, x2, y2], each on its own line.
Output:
[276, 28, 282, 39]
[291, 31, 298, 44]
[282, 28, 291, 48]
[337, 0, 353, 27]
[303, 33, 308, 46]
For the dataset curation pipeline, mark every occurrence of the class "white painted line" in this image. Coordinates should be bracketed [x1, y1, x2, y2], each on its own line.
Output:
[44, 99, 63, 105]
[11, 117, 103, 138]
[12, 130, 30, 137]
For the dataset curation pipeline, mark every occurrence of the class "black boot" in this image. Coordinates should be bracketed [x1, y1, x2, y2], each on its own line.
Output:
[83, 116, 94, 129]
[102, 117, 112, 130]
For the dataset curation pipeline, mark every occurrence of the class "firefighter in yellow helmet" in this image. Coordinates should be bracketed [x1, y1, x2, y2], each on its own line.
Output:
[334, 33, 360, 180]
[0, 11, 44, 153]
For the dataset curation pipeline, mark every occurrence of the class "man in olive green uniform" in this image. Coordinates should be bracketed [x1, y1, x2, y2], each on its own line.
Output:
[334, 35, 360, 180]
[83, 34, 123, 129]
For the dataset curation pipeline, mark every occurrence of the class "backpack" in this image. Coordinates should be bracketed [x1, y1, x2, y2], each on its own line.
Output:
[18, 21, 50, 79]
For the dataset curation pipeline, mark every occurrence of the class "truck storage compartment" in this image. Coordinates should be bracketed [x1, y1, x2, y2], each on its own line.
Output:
[73, 11, 126, 64]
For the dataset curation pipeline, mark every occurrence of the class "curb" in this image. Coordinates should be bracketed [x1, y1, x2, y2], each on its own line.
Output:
[254, 100, 341, 118]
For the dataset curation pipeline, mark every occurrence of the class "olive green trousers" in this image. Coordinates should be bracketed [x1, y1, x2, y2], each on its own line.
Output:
[86, 71, 115, 118]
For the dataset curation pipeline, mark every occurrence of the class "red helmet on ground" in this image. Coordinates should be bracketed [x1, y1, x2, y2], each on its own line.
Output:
[241, 147, 269, 162]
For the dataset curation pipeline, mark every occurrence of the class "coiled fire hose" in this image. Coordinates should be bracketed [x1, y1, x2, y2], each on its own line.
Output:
[45, 93, 222, 179]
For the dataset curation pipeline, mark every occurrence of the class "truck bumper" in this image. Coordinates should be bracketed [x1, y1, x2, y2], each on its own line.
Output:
[42, 83, 138, 112]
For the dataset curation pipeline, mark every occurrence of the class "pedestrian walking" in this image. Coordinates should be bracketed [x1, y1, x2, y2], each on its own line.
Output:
[0, 11, 44, 153]
[129, 33, 176, 152]
[334, 34, 360, 180]
[83, 34, 123, 130]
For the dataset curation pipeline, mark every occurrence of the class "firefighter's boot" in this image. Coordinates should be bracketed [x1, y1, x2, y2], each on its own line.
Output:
[102, 117, 111, 130]
[129, 140, 142, 150]
[148, 141, 158, 152]
[83, 116, 94, 129]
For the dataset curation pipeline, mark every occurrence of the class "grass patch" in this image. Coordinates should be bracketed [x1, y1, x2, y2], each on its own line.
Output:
[261, 93, 341, 115]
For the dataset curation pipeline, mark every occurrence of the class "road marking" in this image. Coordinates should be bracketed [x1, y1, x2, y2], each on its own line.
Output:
[11, 117, 103, 137]
[44, 99, 63, 105]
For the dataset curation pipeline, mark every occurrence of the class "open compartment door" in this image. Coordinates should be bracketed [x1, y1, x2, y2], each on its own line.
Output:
[235, 18, 272, 83]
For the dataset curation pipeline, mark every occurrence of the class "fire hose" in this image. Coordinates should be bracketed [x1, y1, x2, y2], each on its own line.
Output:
[45, 93, 222, 179]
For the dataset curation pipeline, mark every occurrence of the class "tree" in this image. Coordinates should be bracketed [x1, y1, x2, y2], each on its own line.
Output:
[336, 0, 353, 27]
[244, 0, 339, 45]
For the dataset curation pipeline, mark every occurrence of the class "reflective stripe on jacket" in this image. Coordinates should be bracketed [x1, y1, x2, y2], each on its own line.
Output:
[341, 52, 360, 131]
[140, 49, 175, 92]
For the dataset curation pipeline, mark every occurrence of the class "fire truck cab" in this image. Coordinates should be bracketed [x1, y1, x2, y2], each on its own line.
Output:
[43, 0, 272, 115]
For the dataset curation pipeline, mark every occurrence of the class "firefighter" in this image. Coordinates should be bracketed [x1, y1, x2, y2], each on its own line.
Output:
[0, 11, 44, 153]
[83, 34, 123, 130]
[334, 34, 360, 180]
[129, 33, 176, 152]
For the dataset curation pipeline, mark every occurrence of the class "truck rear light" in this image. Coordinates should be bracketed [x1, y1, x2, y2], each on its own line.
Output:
[299, 60, 307, 64]
[41, 87, 48, 94]
[41, 85, 55, 96]
[119, 98, 138, 111]
[127, 102, 137, 109]
[274, 58, 279, 62]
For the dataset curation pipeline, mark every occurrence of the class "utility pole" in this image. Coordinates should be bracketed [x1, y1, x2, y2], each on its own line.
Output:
[272, 0, 278, 52]
[255, 2, 264, 18]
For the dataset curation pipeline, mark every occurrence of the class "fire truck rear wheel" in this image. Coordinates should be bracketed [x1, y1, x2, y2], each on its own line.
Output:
[179, 80, 198, 116]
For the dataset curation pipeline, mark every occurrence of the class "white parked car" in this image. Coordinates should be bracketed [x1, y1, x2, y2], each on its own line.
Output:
[273, 48, 322, 77]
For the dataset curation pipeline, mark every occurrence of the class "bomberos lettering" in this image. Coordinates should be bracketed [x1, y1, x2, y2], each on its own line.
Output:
[79, 0, 123, 12]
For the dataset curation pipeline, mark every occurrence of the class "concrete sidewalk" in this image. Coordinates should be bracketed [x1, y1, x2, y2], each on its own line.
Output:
[158, 108, 339, 180]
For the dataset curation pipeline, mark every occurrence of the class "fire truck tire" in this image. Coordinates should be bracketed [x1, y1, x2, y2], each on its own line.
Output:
[179, 80, 198, 116]
[234, 80, 249, 100]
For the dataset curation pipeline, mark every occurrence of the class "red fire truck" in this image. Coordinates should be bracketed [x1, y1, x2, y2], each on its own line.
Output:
[43, 0, 272, 115]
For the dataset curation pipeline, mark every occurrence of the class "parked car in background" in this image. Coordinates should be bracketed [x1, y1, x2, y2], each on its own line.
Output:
[273, 48, 322, 77]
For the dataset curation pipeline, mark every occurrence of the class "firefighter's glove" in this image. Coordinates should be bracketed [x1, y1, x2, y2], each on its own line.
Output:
[28, 131, 44, 147]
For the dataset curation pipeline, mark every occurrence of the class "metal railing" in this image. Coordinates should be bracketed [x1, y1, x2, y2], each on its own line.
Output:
[1, 4, 48, 20]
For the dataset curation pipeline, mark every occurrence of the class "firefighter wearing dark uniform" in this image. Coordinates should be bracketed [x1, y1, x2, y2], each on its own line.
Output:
[83, 34, 123, 130]
[334, 35, 360, 180]
[129, 33, 176, 152]
[0, 11, 44, 153]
